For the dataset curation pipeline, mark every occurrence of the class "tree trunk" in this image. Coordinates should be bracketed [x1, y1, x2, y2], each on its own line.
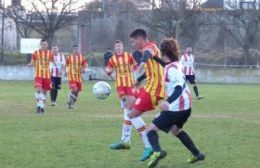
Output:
[243, 45, 250, 66]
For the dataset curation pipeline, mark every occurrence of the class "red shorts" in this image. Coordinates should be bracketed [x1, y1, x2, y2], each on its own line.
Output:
[133, 88, 163, 112]
[117, 86, 134, 98]
[34, 77, 52, 91]
[69, 81, 82, 92]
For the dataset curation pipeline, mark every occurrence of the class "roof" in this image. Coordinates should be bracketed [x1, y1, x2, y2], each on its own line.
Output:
[201, 0, 224, 9]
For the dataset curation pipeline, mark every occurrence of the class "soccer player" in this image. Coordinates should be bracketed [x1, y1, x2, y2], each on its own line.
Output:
[28, 39, 53, 114]
[105, 40, 152, 161]
[180, 47, 203, 100]
[66, 45, 88, 110]
[146, 38, 205, 168]
[50, 44, 66, 106]
[126, 29, 165, 159]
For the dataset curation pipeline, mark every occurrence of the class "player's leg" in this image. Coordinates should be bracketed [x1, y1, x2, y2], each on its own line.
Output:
[40, 78, 52, 113]
[68, 81, 78, 109]
[189, 75, 203, 100]
[170, 110, 205, 163]
[50, 76, 57, 106]
[35, 87, 42, 113]
[110, 95, 133, 150]
[34, 77, 46, 113]
[53, 77, 61, 104]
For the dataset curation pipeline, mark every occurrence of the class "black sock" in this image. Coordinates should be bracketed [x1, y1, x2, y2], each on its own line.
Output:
[147, 130, 161, 152]
[50, 90, 55, 102]
[177, 130, 200, 156]
[193, 86, 199, 97]
[53, 89, 58, 102]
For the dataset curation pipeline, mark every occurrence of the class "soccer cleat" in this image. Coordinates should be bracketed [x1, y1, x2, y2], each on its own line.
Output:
[51, 101, 56, 106]
[36, 106, 41, 114]
[147, 150, 167, 168]
[110, 141, 131, 150]
[196, 95, 204, 100]
[40, 108, 45, 114]
[140, 147, 153, 161]
[67, 102, 74, 110]
[187, 152, 205, 163]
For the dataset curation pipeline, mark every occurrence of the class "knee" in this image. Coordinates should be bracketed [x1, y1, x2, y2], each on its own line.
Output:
[171, 125, 181, 137]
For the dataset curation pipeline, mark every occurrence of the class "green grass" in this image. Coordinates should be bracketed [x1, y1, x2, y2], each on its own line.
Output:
[0, 81, 260, 168]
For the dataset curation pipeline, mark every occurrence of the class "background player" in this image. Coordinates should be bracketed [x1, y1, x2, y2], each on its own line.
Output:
[28, 39, 53, 114]
[181, 47, 203, 100]
[66, 45, 88, 110]
[105, 40, 152, 161]
[146, 38, 205, 168]
[50, 44, 66, 106]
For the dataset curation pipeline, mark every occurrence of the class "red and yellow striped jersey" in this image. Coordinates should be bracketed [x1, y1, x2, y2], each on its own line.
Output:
[32, 49, 53, 79]
[142, 41, 165, 98]
[107, 52, 137, 88]
[66, 54, 88, 82]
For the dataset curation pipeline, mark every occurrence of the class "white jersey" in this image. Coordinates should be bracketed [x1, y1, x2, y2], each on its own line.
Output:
[50, 53, 65, 77]
[164, 61, 192, 112]
[181, 53, 195, 75]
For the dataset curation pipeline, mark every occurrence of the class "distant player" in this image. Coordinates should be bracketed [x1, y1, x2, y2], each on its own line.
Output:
[145, 38, 205, 168]
[126, 29, 166, 160]
[66, 45, 88, 110]
[105, 40, 152, 161]
[180, 47, 203, 100]
[50, 44, 66, 106]
[28, 39, 53, 114]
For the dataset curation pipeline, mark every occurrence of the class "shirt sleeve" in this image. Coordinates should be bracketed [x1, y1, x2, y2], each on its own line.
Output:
[82, 56, 88, 67]
[49, 51, 54, 62]
[129, 54, 138, 70]
[32, 51, 36, 64]
[107, 58, 114, 69]
[66, 56, 69, 66]
[62, 55, 66, 65]
[167, 67, 183, 88]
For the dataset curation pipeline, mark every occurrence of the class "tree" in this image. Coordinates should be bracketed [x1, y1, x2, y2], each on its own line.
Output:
[218, 0, 260, 65]
[4, 0, 80, 46]
[134, 0, 203, 46]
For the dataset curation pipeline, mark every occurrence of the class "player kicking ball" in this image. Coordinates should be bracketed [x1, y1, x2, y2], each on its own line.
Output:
[65, 45, 88, 110]
[145, 38, 205, 168]
[28, 39, 53, 114]
[105, 40, 152, 161]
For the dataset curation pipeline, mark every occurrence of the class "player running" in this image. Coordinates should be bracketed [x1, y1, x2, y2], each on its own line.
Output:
[28, 39, 53, 114]
[66, 45, 88, 110]
[180, 47, 203, 100]
[105, 40, 153, 161]
[146, 38, 205, 168]
[50, 44, 66, 106]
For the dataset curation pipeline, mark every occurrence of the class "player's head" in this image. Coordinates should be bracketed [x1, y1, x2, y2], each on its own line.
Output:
[114, 40, 124, 55]
[186, 47, 192, 54]
[73, 44, 79, 54]
[40, 39, 48, 50]
[130, 28, 147, 49]
[51, 43, 59, 54]
[160, 37, 180, 63]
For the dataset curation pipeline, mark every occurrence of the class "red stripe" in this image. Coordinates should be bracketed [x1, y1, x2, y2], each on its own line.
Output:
[179, 96, 185, 111]
[137, 126, 146, 132]
[186, 90, 192, 108]
[56, 67, 58, 76]
[39, 50, 43, 78]
[122, 53, 129, 86]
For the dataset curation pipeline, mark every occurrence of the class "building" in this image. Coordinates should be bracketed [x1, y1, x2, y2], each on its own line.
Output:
[201, 0, 257, 10]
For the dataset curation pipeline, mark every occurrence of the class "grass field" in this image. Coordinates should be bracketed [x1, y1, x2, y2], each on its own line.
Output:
[0, 81, 260, 168]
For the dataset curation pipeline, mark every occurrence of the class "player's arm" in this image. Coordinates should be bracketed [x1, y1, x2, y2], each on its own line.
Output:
[27, 53, 36, 67]
[105, 58, 115, 80]
[81, 57, 88, 73]
[138, 49, 154, 72]
[153, 56, 166, 67]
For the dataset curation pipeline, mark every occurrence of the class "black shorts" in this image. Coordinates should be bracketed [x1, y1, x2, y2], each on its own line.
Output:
[152, 109, 191, 133]
[186, 75, 196, 84]
[51, 77, 61, 89]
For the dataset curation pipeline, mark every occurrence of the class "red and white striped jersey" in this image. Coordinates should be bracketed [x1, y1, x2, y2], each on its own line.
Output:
[164, 61, 192, 112]
[50, 52, 65, 77]
[180, 53, 195, 75]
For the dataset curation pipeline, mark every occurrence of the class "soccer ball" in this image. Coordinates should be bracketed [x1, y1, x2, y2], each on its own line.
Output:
[92, 81, 111, 100]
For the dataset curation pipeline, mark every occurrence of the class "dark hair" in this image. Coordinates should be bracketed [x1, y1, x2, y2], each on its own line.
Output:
[73, 44, 78, 48]
[114, 40, 123, 45]
[40, 39, 47, 43]
[52, 43, 58, 47]
[130, 28, 147, 39]
[160, 37, 180, 62]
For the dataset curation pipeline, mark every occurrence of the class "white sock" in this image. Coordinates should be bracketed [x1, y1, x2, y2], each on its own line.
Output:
[127, 109, 151, 149]
[121, 108, 133, 143]
[39, 93, 46, 109]
[35, 92, 41, 107]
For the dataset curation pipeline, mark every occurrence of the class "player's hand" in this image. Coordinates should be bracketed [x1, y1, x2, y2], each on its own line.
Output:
[159, 101, 169, 111]
[27, 63, 34, 67]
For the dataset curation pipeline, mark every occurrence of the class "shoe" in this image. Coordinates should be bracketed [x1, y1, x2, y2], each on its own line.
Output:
[67, 102, 73, 110]
[51, 101, 56, 106]
[147, 150, 167, 168]
[110, 140, 131, 150]
[196, 95, 204, 100]
[140, 147, 153, 161]
[187, 152, 205, 163]
[36, 106, 41, 114]
[40, 108, 45, 114]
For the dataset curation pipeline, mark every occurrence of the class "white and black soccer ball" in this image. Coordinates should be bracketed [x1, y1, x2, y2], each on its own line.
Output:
[92, 81, 111, 100]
